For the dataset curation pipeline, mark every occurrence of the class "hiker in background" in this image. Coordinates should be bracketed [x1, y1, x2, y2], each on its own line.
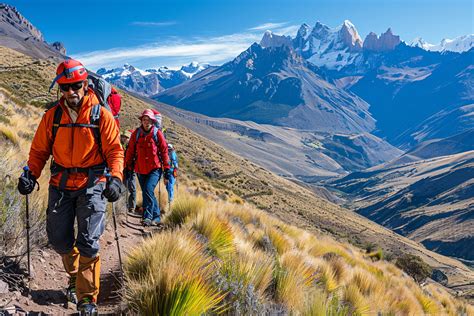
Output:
[151, 108, 162, 130]
[121, 130, 137, 213]
[125, 109, 170, 226]
[166, 144, 179, 204]
[18, 59, 123, 315]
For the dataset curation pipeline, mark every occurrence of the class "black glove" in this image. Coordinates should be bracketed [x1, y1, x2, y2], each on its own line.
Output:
[163, 169, 171, 180]
[103, 177, 123, 202]
[18, 170, 37, 195]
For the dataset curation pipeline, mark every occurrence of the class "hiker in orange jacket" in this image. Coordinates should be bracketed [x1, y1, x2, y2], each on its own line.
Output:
[17, 59, 123, 315]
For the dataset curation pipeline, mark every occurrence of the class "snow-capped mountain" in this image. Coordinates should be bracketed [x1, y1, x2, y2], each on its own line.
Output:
[290, 20, 401, 70]
[410, 34, 474, 53]
[291, 20, 363, 70]
[97, 62, 210, 96]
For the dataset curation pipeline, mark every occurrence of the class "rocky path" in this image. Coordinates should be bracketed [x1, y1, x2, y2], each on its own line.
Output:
[0, 212, 150, 315]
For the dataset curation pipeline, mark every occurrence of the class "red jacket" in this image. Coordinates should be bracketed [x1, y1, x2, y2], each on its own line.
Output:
[125, 126, 170, 175]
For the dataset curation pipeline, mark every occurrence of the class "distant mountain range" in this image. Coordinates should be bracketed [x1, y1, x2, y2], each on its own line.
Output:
[410, 34, 474, 53]
[97, 62, 210, 96]
[157, 43, 376, 134]
[154, 20, 473, 147]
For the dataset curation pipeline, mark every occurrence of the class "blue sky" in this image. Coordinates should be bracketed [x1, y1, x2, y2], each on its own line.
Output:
[8, 0, 473, 70]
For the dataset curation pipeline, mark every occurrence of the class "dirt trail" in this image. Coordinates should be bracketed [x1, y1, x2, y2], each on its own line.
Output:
[0, 213, 148, 315]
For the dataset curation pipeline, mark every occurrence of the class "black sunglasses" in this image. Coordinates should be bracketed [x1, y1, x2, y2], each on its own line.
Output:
[59, 81, 84, 92]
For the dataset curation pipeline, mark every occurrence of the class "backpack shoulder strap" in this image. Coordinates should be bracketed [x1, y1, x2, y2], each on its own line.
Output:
[152, 127, 159, 146]
[154, 128, 164, 166]
[135, 128, 142, 142]
[51, 103, 63, 145]
[90, 104, 103, 158]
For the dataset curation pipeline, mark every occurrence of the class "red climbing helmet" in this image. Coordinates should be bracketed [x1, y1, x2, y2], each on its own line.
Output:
[49, 59, 88, 90]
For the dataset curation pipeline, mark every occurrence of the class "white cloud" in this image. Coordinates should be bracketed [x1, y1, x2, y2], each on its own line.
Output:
[272, 25, 300, 37]
[131, 21, 177, 27]
[248, 22, 289, 31]
[74, 23, 300, 70]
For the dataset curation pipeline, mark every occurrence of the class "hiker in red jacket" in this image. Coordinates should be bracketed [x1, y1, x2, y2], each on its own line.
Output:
[125, 109, 170, 226]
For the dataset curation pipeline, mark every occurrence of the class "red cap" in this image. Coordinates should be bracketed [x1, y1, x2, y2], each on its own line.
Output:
[138, 109, 157, 122]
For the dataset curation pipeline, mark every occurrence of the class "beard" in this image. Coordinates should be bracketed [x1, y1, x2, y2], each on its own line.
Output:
[66, 94, 81, 107]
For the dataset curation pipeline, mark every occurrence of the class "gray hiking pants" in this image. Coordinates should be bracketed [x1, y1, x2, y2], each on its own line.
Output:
[124, 169, 137, 211]
[46, 182, 106, 258]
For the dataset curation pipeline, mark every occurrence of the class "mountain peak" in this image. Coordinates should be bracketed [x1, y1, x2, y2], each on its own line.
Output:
[180, 61, 208, 75]
[342, 19, 356, 29]
[260, 31, 292, 48]
[0, 3, 44, 41]
[338, 19, 363, 51]
[363, 28, 400, 52]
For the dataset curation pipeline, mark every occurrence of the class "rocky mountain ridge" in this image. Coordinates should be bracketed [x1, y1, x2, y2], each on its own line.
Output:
[0, 3, 65, 59]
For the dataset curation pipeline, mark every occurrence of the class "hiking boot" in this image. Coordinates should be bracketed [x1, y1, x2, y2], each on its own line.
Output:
[77, 297, 98, 316]
[151, 218, 163, 227]
[142, 218, 152, 227]
[66, 275, 77, 304]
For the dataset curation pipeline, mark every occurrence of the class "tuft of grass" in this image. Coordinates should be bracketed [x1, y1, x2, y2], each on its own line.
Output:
[0, 126, 19, 145]
[0, 115, 10, 125]
[304, 289, 350, 316]
[266, 227, 292, 255]
[274, 252, 317, 310]
[342, 284, 371, 315]
[192, 212, 235, 258]
[125, 230, 224, 315]
[313, 259, 339, 293]
[351, 268, 380, 296]
[415, 290, 440, 315]
[367, 248, 383, 261]
[229, 196, 243, 204]
[164, 193, 206, 226]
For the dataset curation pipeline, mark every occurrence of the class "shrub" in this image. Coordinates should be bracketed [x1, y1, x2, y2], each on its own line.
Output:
[395, 254, 432, 283]
[367, 248, 383, 261]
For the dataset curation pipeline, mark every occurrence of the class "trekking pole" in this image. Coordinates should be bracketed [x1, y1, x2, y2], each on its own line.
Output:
[168, 190, 171, 214]
[22, 166, 31, 278]
[21, 166, 39, 279]
[158, 173, 162, 206]
[106, 174, 123, 278]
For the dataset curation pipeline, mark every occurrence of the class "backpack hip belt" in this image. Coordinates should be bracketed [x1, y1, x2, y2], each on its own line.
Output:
[50, 161, 108, 191]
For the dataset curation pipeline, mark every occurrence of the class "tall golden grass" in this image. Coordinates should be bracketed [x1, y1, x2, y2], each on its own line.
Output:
[124, 188, 474, 315]
[0, 88, 49, 268]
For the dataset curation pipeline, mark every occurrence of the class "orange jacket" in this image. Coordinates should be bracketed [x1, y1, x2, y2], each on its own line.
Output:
[28, 90, 124, 190]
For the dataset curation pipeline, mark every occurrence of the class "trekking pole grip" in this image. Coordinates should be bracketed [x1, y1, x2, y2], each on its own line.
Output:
[23, 166, 40, 191]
